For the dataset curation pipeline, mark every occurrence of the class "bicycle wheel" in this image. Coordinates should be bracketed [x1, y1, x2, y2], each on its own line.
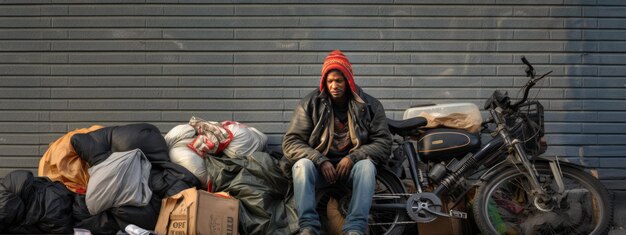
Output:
[368, 169, 409, 235]
[320, 169, 408, 235]
[473, 163, 611, 235]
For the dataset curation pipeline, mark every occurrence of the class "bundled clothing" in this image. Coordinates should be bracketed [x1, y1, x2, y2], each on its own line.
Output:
[85, 149, 152, 215]
[70, 123, 200, 234]
[38, 125, 104, 194]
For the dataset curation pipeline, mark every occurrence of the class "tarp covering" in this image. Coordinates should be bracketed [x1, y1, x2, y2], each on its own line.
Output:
[204, 151, 298, 235]
[0, 170, 74, 234]
[38, 125, 104, 194]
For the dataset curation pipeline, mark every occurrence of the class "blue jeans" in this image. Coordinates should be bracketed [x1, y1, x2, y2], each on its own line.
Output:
[292, 158, 376, 234]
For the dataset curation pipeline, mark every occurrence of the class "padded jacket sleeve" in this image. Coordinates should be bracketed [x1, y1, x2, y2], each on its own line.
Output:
[282, 99, 330, 167]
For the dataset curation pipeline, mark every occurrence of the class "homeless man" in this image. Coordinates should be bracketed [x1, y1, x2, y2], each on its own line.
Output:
[282, 50, 392, 235]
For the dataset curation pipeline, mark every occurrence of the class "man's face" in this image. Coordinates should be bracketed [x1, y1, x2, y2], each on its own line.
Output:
[325, 70, 347, 100]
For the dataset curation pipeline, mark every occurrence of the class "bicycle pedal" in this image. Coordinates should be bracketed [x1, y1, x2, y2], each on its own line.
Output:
[449, 210, 467, 219]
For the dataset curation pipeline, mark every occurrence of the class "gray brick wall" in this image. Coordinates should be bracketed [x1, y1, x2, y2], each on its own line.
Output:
[0, 1, 625, 191]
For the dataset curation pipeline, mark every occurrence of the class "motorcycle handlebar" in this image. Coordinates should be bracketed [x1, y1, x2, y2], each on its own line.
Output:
[510, 57, 552, 111]
[521, 56, 535, 79]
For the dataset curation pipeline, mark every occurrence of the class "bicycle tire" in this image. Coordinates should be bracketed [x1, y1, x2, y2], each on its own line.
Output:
[473, 163, 612, 235]
[368, 169, 409, 235]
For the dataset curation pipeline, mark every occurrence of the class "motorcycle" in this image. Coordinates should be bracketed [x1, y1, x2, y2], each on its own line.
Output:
[323, 57, 612, 235]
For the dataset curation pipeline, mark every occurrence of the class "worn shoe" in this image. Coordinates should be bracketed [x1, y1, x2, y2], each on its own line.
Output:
[343, 231, 362, 235]
[299, 227, 316, 235]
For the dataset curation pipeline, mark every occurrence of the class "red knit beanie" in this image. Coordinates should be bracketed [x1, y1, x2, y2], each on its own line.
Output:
[319, 50, 357, 93]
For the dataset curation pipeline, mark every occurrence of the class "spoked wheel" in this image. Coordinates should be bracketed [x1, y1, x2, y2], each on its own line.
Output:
[473, 163, 611, 235]
[320, 169, 408, 235]
[368, 169, 409, 235]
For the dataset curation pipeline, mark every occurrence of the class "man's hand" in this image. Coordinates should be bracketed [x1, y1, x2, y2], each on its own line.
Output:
[336, 157, 353, 179]
[320, 161, 337, 184]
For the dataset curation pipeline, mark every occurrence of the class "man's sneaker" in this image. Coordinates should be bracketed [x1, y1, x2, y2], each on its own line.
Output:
[343, 231, 362, 235]
[299, 227, 316, 235]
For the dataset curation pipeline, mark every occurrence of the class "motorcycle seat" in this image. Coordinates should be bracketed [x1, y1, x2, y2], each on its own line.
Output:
[387, 117, 427, 137]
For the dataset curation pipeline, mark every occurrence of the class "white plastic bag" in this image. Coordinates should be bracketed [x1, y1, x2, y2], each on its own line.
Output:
[222, 121, 268, 158]
[164, 124, 209, 186]
[164, 124, 196, 149]
[168, 138, 209, 186]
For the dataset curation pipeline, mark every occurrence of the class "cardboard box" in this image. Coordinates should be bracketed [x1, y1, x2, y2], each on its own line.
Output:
[155, 188, 239, 235]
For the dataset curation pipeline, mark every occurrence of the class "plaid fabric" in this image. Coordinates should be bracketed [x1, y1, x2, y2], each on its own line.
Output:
[188, 116, 233, 156]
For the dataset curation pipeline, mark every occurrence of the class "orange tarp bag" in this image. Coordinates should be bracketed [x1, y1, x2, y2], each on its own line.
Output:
[38, 125, 104, 194]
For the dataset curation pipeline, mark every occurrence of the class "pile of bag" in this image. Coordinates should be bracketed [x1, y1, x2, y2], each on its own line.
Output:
[162, 118, 299, 234]
[165, 116, 267, 187]
[0, 117, 297, 234]
[5, 123, 200, 234]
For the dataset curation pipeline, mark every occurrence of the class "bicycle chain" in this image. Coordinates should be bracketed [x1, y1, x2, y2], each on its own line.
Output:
[370, 193, 419, 226]
[371, 193, 442, 225]
[369, 221, 417, 225]
[372, 193, 414, 197]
